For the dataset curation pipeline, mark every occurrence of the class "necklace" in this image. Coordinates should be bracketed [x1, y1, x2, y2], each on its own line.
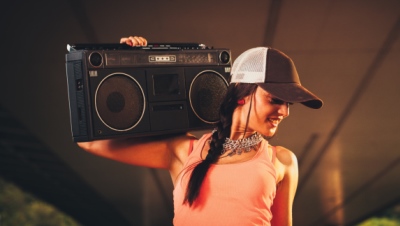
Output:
[222, 132, 263, 156]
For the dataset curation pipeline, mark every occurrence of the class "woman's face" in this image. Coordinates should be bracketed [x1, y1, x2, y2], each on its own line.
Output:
[234, 86, 290, 138]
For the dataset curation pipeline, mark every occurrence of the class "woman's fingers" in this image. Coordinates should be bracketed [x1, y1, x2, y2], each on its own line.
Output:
[120, 36, 148, 46]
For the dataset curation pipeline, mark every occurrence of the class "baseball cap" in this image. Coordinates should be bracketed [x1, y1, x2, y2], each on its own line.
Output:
[230, 47, 323, 109]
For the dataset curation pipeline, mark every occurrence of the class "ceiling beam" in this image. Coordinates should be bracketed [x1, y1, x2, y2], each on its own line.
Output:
[263, 0, 283, 46]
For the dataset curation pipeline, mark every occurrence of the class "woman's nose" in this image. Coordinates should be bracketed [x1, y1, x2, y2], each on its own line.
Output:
[278, 102, 290, 117]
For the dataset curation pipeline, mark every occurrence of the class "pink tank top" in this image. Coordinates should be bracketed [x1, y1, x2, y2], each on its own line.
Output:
[173, 133, 277, 226]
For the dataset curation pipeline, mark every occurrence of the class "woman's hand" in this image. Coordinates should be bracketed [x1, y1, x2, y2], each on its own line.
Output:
[120, 36, 148, 46]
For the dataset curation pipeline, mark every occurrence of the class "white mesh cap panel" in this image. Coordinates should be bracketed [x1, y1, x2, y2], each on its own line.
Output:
[230, 47, 268, 83]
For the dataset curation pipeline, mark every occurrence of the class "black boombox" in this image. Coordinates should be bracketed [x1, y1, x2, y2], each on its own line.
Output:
[65, 43, 231, 142]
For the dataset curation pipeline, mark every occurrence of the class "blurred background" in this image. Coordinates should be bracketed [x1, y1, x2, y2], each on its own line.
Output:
[1, 0, 399, 225]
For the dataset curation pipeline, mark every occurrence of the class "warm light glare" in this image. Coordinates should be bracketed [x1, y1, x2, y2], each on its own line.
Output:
[318, 143, 344, 225]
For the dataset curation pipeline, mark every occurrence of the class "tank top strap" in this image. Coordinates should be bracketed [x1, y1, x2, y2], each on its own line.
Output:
[188, 139, 195, 155]
[188, 133, 212, 156]
[271, 146, 277, 164]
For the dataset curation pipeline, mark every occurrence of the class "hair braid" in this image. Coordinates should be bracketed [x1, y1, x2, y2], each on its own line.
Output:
[183, 83, 257, 206]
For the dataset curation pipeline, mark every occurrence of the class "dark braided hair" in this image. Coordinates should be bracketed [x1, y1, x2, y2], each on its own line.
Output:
[183, 83, 258, 206]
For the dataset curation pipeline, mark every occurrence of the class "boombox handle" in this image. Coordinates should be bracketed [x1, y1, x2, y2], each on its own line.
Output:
[67, 43, 207, 52]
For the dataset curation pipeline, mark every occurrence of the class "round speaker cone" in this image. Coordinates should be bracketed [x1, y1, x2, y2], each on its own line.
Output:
[189, 70, 228, 123]
[89, 52, 103, 67]
[95, 73, 145, 131]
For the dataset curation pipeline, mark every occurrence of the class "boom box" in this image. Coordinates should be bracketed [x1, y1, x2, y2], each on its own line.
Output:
[65, 43, 231, 142]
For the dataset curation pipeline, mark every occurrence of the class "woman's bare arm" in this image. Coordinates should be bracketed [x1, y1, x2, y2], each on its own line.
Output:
[270, 146, 299, 226]
[77, 133, 196, 182]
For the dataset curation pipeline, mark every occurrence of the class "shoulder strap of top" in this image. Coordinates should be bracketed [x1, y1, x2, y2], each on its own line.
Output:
[188, 139, 195, 155]
[188, 133, 212, 156]
[271, 146, 277, 164]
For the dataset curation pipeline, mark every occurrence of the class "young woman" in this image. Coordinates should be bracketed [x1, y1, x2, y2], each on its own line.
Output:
[78, 36, 323, 225]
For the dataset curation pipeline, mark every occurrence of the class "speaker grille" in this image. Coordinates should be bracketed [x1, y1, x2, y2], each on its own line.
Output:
[95, 73, 145, 131]
[189, 70, 228, 123]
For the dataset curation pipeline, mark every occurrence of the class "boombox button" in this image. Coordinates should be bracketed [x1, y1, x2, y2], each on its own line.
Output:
[149, 55, 177, 63]
[76, 79, 83, 91]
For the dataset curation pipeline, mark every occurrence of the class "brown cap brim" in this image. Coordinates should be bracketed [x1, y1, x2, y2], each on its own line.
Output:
[258, 82, 323, 109]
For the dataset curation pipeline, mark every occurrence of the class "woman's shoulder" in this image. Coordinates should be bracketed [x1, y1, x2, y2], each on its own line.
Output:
[270, 145, 298, 168]
[269, 145, 298, 185]
[170, 132, 212, 158]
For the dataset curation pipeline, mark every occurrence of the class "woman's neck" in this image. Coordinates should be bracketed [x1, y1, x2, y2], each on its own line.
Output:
[229, 130, 257, 140]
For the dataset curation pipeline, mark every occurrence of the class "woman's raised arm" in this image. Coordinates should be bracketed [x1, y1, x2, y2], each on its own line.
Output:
[77, 133, 196, 182]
